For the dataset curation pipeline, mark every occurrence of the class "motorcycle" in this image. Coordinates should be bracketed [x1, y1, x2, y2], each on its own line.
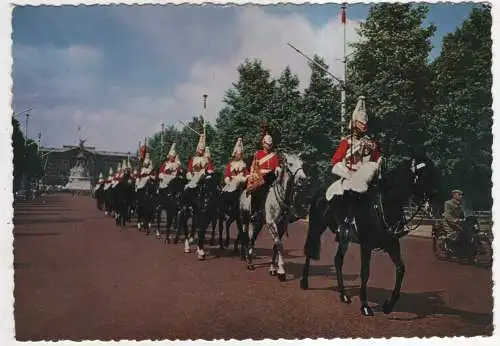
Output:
[432, 204, 492, 268]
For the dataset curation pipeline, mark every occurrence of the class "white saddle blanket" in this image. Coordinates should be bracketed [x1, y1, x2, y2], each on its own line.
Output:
[158, 173, 176, 189]
[136, 176, 150, 190]
[185, 171, 205, 190]
[326, 162, 379, 201]
[222, 176, 246, 193]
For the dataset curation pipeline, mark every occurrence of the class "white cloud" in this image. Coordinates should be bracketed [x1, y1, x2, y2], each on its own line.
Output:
[137, 6, 360, 143]
[14, 6, 361, 154]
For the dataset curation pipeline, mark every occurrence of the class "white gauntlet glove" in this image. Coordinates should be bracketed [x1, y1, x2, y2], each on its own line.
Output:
[331, 162, 352, 180]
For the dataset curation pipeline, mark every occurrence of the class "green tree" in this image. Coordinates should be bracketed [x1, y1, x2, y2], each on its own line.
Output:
[212, 59, 276, 169]
[347, 3, 436, 168]
[269, 66, 308, 154]
[427, 6, 492, 209]
[147, 117, 216, 172]
[24, 138, 43, 181]
[12, 117, 25, 190]
[302, 55, 342, 187]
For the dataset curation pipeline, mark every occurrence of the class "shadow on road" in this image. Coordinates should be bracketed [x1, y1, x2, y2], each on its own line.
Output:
[13, 218, 84, 226]
[345, 286, 493, 327]
[14, 232, 62, 237]
[285, 261, 359, 282]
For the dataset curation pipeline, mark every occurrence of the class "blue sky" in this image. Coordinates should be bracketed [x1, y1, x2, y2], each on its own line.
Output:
[12, 2, 482, 152]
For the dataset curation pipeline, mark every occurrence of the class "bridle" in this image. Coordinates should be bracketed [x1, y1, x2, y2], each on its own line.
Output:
[377, 158, 431, 236]
[272, 156, 306, 216]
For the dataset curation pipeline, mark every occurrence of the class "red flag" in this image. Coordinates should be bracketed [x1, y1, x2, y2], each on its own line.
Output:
[341, 6, 346, 24]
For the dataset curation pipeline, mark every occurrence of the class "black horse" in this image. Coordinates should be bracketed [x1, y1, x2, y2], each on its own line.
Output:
[113, 171, 136, 228]
[176, 172, 221, 259]
[194, 172, 222, 259]
[216, 182, 246, 254]
[301, 153, 437, 316]
[155, 173, 188, 243]
[135, 176, 158, 235]
[94, 182, 105, 211]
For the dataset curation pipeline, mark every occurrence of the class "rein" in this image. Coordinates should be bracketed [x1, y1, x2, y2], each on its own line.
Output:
[376, 167, 429, 236]
[272, 160, 304, 216]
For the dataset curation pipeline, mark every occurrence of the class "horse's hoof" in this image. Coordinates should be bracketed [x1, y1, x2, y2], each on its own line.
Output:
[247, 264, 255, 271]
[382, 300, 394, 314]
[277, 273, 286, 282]
[300, 279, 309, 290]
[269, 270, 277, 276]
[340, 292, 352, 304]
[361, 305, 374, 317]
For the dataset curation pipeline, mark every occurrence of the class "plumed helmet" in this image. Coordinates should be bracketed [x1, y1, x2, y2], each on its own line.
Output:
[232, 137, 244, 157]
[348, 96, 368, 130]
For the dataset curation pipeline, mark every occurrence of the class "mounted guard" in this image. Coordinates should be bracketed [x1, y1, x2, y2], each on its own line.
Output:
[326, 96, 381, 209]
[136, 141, 155, 190]
[223, 137, 249, 193]
[104, 167, 113, 190]
[113, 161, 123, 188]
[185, 133, 215, 189]
[247, 121, 281, 222]
[158, 142, 181, 189]
[95, 172, 104, 189]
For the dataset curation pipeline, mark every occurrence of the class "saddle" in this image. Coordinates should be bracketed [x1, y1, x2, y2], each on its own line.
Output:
[246, 158, 265, 194]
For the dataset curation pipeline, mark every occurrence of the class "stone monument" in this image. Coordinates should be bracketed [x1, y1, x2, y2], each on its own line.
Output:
[64, 138, 93, 192]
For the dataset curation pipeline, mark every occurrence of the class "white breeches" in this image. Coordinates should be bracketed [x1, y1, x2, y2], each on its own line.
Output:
[158, 173, 176, 189]
[326, 162, 379, 201]
[222, 175, 246, 192]
[185, 171, 205, 190]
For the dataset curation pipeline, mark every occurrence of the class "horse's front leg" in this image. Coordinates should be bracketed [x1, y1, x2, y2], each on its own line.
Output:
[267, 222, 284, 279]
[155, 205, 162, 239]
[360, 245, 374, 316]
[234, 214, 244, 257]
[196, 215, 209, 260]
[164, 204, 174, 245]
[335, 228, 352, 304]
[382, 240, 405, 314]
[224, 208, 235, 249]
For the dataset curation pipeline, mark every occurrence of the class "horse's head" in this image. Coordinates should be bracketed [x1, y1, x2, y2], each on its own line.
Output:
[406, 153, 438, 208]
[197, 172, 220, 209]
[280, 152, 311, 220]
[281, 152, 308, 187]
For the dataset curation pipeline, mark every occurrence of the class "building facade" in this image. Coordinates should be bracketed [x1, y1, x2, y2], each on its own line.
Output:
[39, 145, 138, 186]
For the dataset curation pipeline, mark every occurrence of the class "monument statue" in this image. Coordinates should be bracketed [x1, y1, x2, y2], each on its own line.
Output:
[64, 136, 93, 192]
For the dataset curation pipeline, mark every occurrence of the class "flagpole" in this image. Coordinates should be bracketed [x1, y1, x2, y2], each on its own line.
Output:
[341, 2, 347, 136]
[202, 94, 208, 140]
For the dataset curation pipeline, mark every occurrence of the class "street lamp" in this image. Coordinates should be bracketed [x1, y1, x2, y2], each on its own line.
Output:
[24, 113, 30, 147]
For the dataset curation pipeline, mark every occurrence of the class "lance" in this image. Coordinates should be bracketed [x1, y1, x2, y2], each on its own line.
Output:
[178, 120, 201, 136]
[286, 42, 347, 90]
[202, 94, 208, 139]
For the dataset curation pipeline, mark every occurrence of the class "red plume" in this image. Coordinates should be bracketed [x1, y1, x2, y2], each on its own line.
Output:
[139, 137, 148, 161]
[260, 120, 269, 142]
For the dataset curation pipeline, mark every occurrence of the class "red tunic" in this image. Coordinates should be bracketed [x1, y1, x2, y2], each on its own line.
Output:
[331, 137, 381, 170]
[160, 159, 181, 175]
[224, 160, 249, 179]
[187, 155, 215, 174]
[253, 150, 280, 174]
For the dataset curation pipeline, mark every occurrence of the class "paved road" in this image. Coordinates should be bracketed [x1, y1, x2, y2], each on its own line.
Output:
[13, 194, 493, 340]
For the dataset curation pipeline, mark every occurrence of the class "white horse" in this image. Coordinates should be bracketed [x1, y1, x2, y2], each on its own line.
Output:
[239, 152, 309, 280]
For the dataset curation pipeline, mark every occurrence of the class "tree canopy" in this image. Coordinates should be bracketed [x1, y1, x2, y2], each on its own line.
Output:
[143, 4, 492, 209]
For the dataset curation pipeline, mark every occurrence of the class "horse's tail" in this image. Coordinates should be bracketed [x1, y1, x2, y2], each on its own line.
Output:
[303, 189, 327, 261]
